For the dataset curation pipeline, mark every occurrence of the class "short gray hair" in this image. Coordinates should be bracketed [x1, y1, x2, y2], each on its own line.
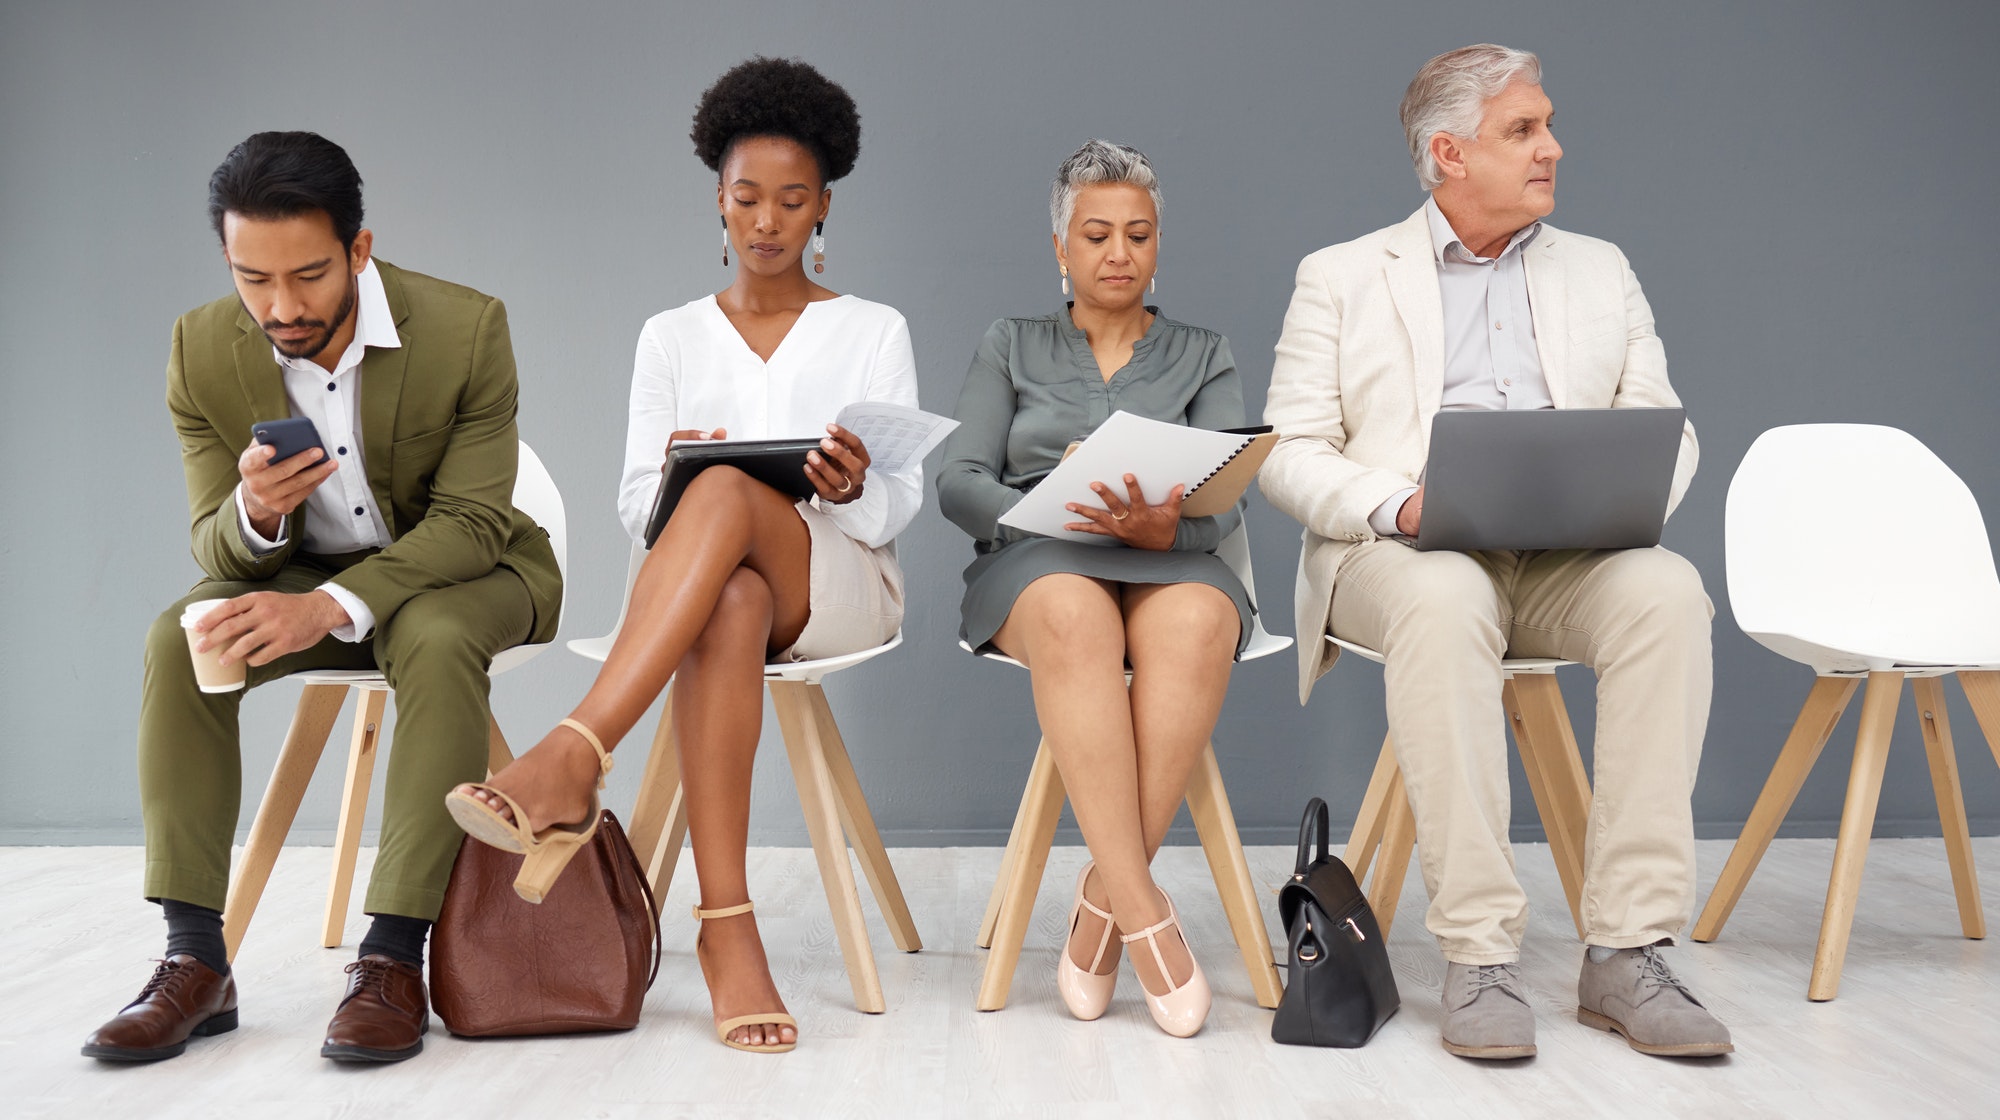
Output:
[1399, 44, 1543, 191]
[1049, 139, 1163, 242]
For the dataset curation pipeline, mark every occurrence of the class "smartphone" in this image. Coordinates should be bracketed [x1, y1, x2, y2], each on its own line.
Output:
[250, 417, 326, 465]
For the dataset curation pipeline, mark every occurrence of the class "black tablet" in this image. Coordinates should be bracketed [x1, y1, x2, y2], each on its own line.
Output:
[643, 438, 822, 547]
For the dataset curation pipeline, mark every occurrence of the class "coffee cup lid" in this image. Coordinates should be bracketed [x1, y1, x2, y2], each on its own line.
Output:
[180, 598, 233, 629]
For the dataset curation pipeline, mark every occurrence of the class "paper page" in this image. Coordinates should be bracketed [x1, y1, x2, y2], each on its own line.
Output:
[997, 411, 1253, 545]
[835, 401, 960, 474]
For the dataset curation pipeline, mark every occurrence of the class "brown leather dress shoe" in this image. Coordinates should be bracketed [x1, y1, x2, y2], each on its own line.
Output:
[321, 955, 429, 1062]
[82, 956, 239, 1061]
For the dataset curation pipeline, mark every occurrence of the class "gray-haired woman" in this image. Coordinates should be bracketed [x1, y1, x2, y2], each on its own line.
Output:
[936, 139, 1251, 1038]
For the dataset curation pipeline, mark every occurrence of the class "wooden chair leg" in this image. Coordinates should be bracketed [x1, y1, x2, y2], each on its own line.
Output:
[1503, 674, 1591, 939]
[977, 762, 1038, 950]
[808, 685, 921, 953]
[321, 688, 387, 949]
[977, 740, 1065, 1011]
[626, 684, 680, 867]
[485, 714, 514, 776]
[770, 680, 885, 1014]
[1366, 768, 1417, 940]
[1693, 675, 1860, 942]
[1958, 671, 2000, 772]
[1186, 744, 1284, 1009]
[1810, 670, 1904, 1001]
[222, 684, 348, 961]
[1914, 676, 1985, 939]
[1342, 734, 1399, 882]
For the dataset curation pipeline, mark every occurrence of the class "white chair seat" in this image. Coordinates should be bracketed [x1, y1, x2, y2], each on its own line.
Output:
[1326, 633, 1571, 675]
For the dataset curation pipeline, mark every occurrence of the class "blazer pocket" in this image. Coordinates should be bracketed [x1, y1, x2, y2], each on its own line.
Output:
[390, 423, 454, 491]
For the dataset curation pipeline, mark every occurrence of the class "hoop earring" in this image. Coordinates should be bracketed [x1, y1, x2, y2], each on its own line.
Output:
[720, 216, 729, 267]
[812, 221, 826, 274]
[1060, 267, 1070, 296]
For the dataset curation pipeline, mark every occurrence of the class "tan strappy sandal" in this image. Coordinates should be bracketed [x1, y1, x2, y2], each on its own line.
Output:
[692, 901, 797, 1054]
[443, 718, 613, 904]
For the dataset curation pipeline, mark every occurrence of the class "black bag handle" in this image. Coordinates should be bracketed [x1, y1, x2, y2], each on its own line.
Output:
[1294, 796, 1330, 875]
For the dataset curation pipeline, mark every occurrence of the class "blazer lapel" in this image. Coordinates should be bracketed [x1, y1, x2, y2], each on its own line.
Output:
[1523, 230, 1570, 408]
[360, 264, 411, 533]
[232, 306, 289, 426]
[1384, 209, 1445, 459]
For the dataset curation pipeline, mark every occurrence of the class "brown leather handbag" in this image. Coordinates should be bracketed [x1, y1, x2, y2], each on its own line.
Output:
[430, 810, 662, 1036]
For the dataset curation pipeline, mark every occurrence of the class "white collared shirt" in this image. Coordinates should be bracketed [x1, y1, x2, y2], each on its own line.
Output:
[619, 293, 922, 550]
[1368, 197, 1558, 536]
[233, 259, 399, 640]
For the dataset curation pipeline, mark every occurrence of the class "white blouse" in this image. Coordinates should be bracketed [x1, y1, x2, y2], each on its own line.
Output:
[618, 293, 922, 549]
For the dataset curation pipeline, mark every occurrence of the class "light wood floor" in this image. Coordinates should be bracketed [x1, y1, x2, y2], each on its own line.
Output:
[8, 838, 1999, 1119]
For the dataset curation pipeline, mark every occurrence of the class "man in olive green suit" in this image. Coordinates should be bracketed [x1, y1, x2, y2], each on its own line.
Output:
[83, 132, 560, 1066]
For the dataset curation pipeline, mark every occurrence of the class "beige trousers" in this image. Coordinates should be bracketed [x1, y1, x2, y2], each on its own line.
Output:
[1327, 542, 1713, 964]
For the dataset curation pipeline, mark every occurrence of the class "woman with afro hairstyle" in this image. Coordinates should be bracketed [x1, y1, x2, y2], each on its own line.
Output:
[447, 57, 919, 1054]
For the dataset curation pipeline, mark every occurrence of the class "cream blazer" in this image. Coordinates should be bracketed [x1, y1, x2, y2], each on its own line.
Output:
[1259, 206, 1699, 702]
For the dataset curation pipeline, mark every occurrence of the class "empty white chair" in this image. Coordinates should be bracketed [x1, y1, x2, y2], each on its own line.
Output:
[568, 543, 920, 1015]
[1695, 423, 2000, 1000]
[221, 441, 567, 958]
[968, 521, 1292, 1012]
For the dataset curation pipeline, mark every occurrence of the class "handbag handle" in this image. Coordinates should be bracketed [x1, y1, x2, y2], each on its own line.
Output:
[1294, 796, 1330, 875]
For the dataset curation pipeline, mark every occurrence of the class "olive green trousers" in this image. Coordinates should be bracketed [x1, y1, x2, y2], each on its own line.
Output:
[139, 552, 533, 921]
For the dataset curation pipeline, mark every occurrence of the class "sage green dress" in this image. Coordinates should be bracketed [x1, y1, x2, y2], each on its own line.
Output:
[936, 306, 1252, 655]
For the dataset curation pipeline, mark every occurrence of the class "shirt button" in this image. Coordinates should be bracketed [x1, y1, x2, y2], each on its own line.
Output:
[327, 382, 336, 391]
[1505, 378, 1514, 386]
[354, 506, 365, 516]
[1494, 322, 1504, 330]
[337, 446, 348, 455]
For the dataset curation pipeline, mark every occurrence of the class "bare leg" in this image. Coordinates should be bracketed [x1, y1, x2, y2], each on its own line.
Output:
[1124, 581, 1237, 857]
[991, 575, 1183, 995]
[463, 466, 810, 834]
[676, 566, 797, 1050]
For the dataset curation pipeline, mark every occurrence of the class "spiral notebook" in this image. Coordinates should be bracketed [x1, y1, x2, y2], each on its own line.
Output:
[997, 411, 1277, 545]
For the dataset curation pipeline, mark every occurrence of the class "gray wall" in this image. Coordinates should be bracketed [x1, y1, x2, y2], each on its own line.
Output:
[5, 0, 1998, 848]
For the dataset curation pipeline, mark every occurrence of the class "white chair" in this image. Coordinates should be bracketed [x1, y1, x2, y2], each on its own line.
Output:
[969, 522, 1292, 1012]
[1324, 636, 1592, 940]
[221, 441, 568, 959]
[567, 544, 920, 1015]
[1694, 424, 2000, 1000]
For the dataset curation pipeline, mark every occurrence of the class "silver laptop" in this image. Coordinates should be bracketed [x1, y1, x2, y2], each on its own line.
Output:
[1415, 407, 1685, 552]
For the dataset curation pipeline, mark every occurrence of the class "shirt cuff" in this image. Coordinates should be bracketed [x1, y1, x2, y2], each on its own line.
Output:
[1369, 487, 1420, 537]
[234, 484, 288, 555]
[317, 582, 375, 642]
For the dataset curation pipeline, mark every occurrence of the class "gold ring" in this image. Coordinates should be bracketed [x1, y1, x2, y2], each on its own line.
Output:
[1112, 510, 1128, 521]
[836, 478, 853, 494]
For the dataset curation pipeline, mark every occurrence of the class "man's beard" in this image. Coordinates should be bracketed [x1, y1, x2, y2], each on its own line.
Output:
[259, 275, 357, 361]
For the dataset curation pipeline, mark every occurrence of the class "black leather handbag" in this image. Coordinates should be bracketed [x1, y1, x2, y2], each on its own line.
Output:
[1271, 797, 1400, 1047]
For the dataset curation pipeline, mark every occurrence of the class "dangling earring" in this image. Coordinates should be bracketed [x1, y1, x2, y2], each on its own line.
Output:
[1060, 267, 1070, 296]
[720, 216, 729, 267]
[1150, 274, 1157, 296]
[812, 221, 826, 274]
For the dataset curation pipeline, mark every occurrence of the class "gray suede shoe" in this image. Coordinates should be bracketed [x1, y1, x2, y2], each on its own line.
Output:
[1440, 962, 1536, 1059]
[1577, 945, 1733, 1057]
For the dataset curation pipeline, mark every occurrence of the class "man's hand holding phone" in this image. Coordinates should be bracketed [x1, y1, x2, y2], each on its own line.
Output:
[240, 420, 337, 540]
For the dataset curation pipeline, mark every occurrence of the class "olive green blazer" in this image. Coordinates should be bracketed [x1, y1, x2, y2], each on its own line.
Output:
[164, 260, 561, 642]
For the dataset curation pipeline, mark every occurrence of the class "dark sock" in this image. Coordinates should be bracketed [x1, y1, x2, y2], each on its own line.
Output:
[357, 913, 431, 968]
[161, 899, 229, 975]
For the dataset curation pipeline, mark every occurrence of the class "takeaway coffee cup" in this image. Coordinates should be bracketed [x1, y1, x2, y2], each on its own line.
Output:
[182, 598, 246, 693]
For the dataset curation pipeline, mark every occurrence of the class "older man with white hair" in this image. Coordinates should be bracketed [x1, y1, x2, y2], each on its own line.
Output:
[1260, 44, 1730, 1060]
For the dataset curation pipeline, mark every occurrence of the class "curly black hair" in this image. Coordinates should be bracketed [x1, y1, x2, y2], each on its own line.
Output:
[690, 57, 861, 184]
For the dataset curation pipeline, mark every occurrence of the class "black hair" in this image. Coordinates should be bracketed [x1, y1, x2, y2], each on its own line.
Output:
[690, 57, 861, 184]
[207, 131, 365, 250]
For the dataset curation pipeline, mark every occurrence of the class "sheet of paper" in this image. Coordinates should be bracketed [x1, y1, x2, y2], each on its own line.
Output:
[997, 411, 1257, 545]
[835, 401, 960, 474]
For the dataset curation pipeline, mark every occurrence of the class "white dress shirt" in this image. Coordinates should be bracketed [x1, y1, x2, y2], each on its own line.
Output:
[234, 259, 399, 640]
[618, 294, 922, 550]
[1368, 197, 1557, 535]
